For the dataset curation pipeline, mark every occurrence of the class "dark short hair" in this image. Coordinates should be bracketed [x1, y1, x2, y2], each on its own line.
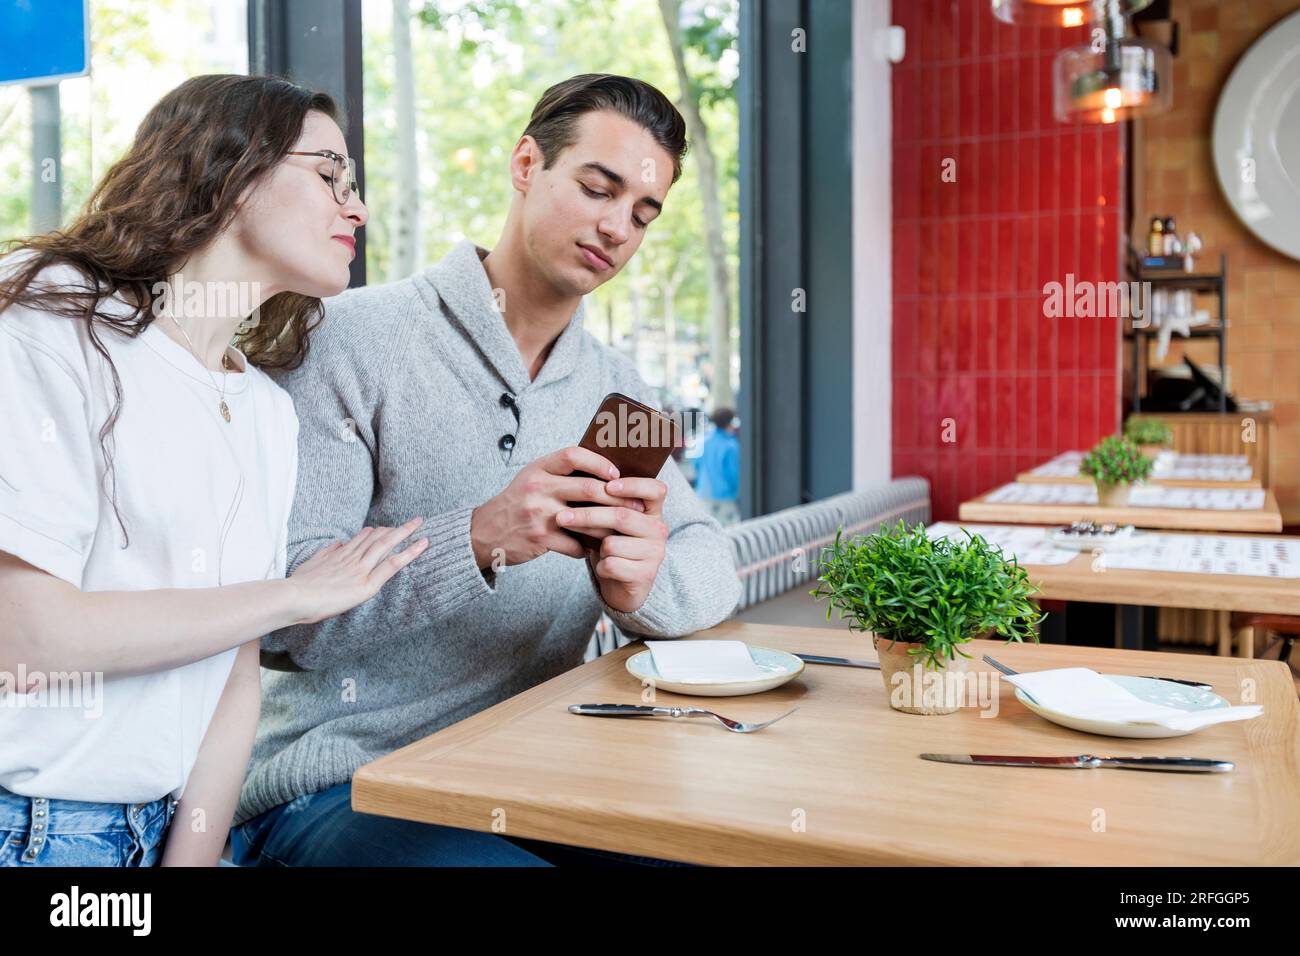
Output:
[522, 73, 689, 183]
[711, 407, 736, 431]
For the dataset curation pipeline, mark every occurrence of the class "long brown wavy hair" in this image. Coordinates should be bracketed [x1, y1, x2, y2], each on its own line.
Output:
[0, 74, 343, 546]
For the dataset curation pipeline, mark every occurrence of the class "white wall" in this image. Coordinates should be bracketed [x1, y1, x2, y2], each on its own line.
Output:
[852, 0, 894, 488]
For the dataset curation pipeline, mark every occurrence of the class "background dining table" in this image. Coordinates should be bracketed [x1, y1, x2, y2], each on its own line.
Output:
[928, 522, 1300, 652]
[351, 622, 1300, 866]
[959, 483, 1283, 533]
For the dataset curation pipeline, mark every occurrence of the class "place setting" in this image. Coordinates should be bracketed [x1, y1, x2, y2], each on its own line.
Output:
[567, 638, 805, 732]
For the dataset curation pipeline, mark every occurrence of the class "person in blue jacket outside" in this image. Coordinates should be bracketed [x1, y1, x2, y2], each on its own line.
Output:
[694, 407, 740, 525]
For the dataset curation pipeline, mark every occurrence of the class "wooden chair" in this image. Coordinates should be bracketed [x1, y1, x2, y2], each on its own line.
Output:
[1228, 612, 1299, 673]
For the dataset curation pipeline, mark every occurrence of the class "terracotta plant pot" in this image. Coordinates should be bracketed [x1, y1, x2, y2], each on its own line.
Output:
[1137, 443, 1168, 459]
[872, 635, 972, 715]
[1095, 480, 1132, 507]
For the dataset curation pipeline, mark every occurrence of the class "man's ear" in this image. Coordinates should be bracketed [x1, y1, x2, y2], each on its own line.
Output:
[509, 135, 543, 194]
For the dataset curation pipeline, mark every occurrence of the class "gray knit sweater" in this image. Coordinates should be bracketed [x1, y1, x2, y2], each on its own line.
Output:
[235, 240, 742, 825]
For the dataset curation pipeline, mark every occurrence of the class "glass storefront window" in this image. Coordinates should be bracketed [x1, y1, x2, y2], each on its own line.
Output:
[360, 0, 740, 506]
[0, 0, 247, 241]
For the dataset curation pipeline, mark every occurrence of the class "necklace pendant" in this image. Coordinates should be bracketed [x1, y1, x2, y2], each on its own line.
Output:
[219, 400, 231, 423]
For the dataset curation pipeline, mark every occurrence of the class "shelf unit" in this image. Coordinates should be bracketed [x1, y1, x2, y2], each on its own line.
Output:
[1122, 251, 1228, 412]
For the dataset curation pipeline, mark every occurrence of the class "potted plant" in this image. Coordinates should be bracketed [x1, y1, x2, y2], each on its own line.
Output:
[1123, 417, 1174, 459]
[1079, 435, 1153, 507]
[812, 521, 1043, 715]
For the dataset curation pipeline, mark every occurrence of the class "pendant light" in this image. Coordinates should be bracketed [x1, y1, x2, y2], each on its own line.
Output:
[1052, 4, 1172, 123]
[991, 0, 1152, 28]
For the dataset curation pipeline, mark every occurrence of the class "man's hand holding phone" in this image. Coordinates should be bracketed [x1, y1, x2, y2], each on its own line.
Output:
[556, 392, 679, 612]
[470, 393, 677, 612]
[556, 475, 669, 613]
[469, 446, 645, 570]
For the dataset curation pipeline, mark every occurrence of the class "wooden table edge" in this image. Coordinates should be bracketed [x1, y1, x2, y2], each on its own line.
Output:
[959, 489, 1282, 533]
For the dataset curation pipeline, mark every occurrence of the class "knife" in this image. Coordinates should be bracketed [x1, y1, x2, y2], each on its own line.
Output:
[1138, 676, 1214, 690]
[798, 655, 1209, 689]
[921, 753, 1234, 772]
[795, 653, 880, 670]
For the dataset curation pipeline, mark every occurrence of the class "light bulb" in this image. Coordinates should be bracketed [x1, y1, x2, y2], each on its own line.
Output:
[993, 0, 1156, 26]
[1055, 38, 1171, 123]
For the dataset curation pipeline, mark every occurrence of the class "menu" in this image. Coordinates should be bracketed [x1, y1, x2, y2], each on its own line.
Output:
[1151, 453, 1253, 482]
[1025, 451, 1086, 479]
[1100, 533, 1300, 578]
[926, 522, 1077, 565]
[1126, 486, 1266, 510]
[927, 522, 1300, 577]
[1029, 451, 1253, 482]
[986, 482, 1265, 510]
[986, 482, 1096, 504]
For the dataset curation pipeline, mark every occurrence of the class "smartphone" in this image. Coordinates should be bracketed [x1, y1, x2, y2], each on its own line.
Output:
[567, 392, 681, 549]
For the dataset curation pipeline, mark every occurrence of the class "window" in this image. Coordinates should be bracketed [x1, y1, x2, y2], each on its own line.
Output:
[360, 0, 740, 510]
[0, 0, 247, 241]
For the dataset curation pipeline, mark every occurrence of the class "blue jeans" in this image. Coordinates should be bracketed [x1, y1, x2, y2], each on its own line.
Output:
[232, 781, 692, 867]
[0, 787, 175, 867]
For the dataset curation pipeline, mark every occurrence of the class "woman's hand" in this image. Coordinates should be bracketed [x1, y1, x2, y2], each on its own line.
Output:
[288, 518, 429, 624]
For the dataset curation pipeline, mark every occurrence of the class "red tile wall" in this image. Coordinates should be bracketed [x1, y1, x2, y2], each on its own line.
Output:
[891, 0, 1124, 520]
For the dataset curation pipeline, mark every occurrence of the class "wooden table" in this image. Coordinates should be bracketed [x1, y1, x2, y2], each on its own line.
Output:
[960, 486, 1283, 533]
[942, 523, 1300, 653]
[351, 622, 1300, 866]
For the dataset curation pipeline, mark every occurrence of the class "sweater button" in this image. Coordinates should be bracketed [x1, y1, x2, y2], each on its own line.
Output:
[499, 434, 516, 452]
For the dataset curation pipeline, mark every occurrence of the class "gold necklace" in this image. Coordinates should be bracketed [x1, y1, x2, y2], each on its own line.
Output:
[168, 314, 233, 422]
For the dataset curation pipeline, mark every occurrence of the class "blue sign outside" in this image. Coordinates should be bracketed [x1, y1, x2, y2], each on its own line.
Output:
[0, 0, 91, 87]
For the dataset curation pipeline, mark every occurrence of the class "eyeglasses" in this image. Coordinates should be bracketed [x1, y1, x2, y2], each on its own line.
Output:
[287, 149, 359, 205]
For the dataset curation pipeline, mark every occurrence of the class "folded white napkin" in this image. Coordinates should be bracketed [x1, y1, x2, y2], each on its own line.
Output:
[1004, 667, 1263, 731]
[645, 640, 772, 683]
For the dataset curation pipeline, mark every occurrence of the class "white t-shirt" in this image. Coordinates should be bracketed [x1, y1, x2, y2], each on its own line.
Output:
[0, 260, 299, 804]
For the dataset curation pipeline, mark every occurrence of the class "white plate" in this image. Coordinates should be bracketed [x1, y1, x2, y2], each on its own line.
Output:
[1213, 10, 1300, 261]
[1015, 675, 1231, 738]
[625, 645, 805, 697]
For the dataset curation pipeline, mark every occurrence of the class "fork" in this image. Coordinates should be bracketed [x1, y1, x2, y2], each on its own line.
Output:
[567, 703, 798, 733]
[983, 655, 1213, 699]
[982, 655, 1042, 704]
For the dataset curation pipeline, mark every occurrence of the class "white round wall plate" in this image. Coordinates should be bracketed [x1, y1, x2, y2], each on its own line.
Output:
[1213, 11, 1300, 261]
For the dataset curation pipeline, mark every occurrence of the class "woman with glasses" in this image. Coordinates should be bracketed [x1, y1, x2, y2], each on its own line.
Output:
[0, 74, 427, 867]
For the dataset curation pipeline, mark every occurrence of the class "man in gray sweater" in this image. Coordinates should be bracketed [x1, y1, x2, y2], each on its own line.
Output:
[231, 74, 741, 866]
